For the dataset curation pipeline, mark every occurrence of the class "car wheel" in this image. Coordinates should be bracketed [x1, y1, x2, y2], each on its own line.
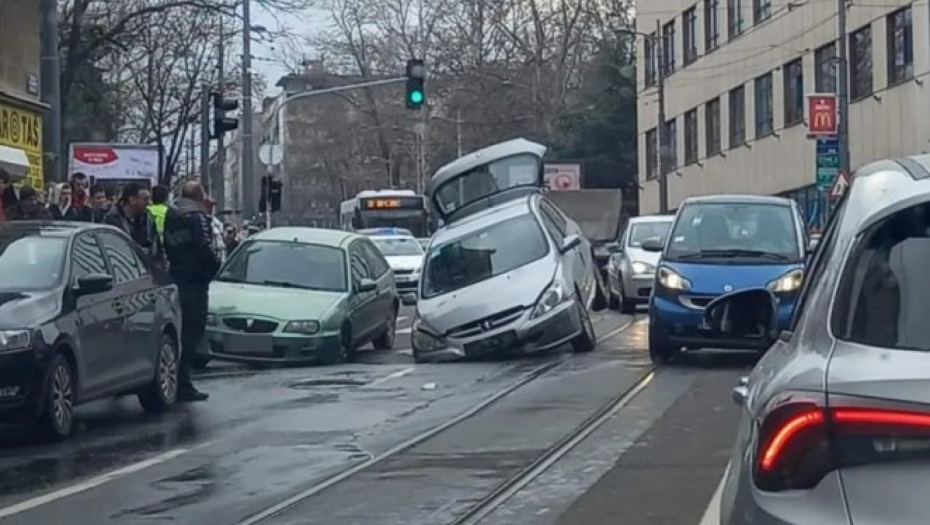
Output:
[40, 354, 76, 440]
[571, 302, 597, 353]
[648, 325, 677, 364]
[372, 307, 397, 350]
[591, 268, 608, 312]
[139, 333, 179, 413]
[320, 324, 353, 365]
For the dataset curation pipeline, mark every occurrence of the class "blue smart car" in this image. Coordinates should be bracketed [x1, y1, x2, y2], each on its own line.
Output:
[645, 194, 811, 363]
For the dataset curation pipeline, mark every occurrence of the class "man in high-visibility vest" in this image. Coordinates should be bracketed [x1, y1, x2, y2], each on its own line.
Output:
[148, 185, 170, 243]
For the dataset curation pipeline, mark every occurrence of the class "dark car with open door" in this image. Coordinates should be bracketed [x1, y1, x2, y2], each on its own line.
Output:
[0, 222, 182, 440]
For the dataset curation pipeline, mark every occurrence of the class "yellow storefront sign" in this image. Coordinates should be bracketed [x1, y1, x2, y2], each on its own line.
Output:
[0, 100, 44, 189]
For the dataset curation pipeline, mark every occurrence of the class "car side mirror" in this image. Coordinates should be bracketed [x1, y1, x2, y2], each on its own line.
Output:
[76, 273, 114, 295]
[356, 278, 377, 293]
[703, 288, 779, 346]
[641, 237, 664, 252]
[401, 293, 418, 306]
[560, 234, 582, 253]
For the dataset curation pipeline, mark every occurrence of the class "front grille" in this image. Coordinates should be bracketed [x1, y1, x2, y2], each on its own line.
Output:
[447, 306, 524, 338]
[679, 295, 715, 309]
[393, 269, 415, 275]
[224, 318, 279, 333]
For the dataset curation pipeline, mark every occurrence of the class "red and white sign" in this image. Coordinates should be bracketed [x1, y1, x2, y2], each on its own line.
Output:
[829, 170, 849, 198]
[68, 143, 160, 182]
[807, 94, 838, 136]
[544, 163, 581, 190]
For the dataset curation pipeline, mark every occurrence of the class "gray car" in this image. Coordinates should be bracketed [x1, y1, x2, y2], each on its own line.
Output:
[606, 215, 673, 312]
[704, 154, 930, 525]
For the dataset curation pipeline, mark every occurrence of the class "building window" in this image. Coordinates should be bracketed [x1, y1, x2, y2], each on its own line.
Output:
[704, 0, 720, 52]
[684, 7, 699, 65]
[644, 34, 657, 87]
[887, 7, 913, 84]
[754, 73, 773, 137]
[662, 21, 676, 75]
[645, 128, 658, 178]
[663, 118, 678, 171]
[684, 109, 699, 165]
[849, 25, 873, 100]
[814, 42, 837, 93]
[753, 0, 771, 24]
[705, 97, 722, 155]
[729, 85, 746, 146]
[783, 58, 803, 126]
[728, 0, 744, 38]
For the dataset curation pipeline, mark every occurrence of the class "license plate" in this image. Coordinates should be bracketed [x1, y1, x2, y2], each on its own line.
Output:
[225, 334, 274, 355]
[465, 331, 516, 356]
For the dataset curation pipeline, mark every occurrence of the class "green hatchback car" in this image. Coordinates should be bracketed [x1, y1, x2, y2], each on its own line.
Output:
[204, 227, 399, 365]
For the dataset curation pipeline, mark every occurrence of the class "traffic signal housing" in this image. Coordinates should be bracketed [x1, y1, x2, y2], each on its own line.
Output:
[405, 59, 426, 110]
[211, 92, 239, 139]
[259, 175, 283, 213]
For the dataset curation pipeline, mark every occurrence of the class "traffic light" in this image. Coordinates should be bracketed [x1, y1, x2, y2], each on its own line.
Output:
[259, 176, 283, 213]
[211, 91, 239, 139]
[405, 59, 426, 110]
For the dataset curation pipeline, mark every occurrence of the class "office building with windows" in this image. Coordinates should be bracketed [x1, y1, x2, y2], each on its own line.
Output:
[637, 0, 927, 220]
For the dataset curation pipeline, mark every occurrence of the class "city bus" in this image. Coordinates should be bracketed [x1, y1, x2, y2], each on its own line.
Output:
[339, 189, 430, 238]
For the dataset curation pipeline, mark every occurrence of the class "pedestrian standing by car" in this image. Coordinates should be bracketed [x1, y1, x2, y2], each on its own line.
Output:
[164, 181, 221, 402]
[204, 197, 226, 262]
[148, 184, 170, 244]
[84, 185, 109, 223]
[7, 186, 51, 220]
[48, 183, 81, 220]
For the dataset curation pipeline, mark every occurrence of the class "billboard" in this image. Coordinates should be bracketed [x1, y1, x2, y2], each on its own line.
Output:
[544, 163, 582, 190]
[806, 94, 838, 136]
[68, 143, 160, 184]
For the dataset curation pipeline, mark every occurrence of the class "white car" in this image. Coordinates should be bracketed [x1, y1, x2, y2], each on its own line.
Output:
[369, 234, 424, 294]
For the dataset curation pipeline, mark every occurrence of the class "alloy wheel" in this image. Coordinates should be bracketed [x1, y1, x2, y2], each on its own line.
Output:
[51, 363, 74, 433]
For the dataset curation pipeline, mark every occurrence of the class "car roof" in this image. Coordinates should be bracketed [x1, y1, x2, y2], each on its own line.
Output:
[368, 234, 418, 242]
[431, 195, 535, 246]
[628, 215, 675, 224]
[842, 154, 930, 233]
[0, 221, 112, 237]
[428, 138, 547, 192]
[681, 193, 794, 206]
[249, 227, 359, 247]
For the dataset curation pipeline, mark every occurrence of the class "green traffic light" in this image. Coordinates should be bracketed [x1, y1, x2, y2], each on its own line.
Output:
[409, 90, 424, 104]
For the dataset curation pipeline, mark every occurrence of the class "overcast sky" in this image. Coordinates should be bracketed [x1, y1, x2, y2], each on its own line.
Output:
[251, 3, 328, 93]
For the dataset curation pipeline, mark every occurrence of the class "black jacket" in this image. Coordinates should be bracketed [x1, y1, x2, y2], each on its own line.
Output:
[48, 204, 82, 221]
[7, 205, 51, 221]
[164, 198, 221, 285]
[103, 205, 166, 269]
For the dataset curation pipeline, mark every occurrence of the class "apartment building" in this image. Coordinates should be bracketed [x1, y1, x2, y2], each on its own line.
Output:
[637, 0, 929, 218]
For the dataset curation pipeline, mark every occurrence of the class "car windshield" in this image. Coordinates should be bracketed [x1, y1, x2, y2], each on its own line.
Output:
[371, 237, 423, 257]
[665, 202, 801, 261]
[0, 234, 67, 290]
[434, 154, 540, 214]
[628, 222, 672, 247]
[833, 202, 930, 351]
[422, 213, 548, 298]
[216, 240, 347, 292]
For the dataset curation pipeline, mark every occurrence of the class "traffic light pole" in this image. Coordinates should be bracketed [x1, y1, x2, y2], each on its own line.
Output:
[200, 86, 211, 190]
[242, 0, 256, 220]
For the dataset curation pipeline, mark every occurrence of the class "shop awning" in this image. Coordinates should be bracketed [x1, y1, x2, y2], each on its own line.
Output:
[0, 145, 30, 179]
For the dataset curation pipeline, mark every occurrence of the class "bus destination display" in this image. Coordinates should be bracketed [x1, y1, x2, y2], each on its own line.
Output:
[362, 196, 422, 210]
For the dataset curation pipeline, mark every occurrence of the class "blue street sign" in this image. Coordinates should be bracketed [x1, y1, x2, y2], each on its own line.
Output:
[816, 137, 839, 155]
[815, 135, 840, 191]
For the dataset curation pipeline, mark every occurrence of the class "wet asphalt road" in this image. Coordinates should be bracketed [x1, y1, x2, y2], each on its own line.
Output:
[0, 306, 754, 525]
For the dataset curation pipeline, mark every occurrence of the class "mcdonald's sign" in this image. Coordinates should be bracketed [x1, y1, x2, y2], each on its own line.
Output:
[807, 94, 838, 135]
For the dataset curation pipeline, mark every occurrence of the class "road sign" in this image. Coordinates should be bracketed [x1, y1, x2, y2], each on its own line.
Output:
[258, 142, 283, 166]
[830, 171, 849, 198]
[815, 136, 839, 190]
[807, 94, 838, 135]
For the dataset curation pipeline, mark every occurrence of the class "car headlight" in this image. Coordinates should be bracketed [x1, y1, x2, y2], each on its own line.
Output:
[630, 261, 656, 275]
[531, 280, 568, 319]
[657, 267, 691, 291]
[767, 269, 804, 292]
[0, 330, 32, 352]
[412, 318, 447, 351]
[284, 320, 321, 335]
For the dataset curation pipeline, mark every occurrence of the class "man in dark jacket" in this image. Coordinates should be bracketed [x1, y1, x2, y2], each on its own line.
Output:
[164, 181, 221, 402]
[7, 186, 51, 220]
[103, 183, 165, 264]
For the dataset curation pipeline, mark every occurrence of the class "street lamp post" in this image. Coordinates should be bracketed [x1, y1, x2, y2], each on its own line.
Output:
[241, 0, 255, 220]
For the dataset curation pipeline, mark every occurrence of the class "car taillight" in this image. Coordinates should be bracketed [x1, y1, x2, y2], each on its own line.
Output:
[755, 399, 930, 492]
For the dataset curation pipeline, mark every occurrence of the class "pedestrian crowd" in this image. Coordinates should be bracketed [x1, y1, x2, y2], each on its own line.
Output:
[0, 167, 248, 402]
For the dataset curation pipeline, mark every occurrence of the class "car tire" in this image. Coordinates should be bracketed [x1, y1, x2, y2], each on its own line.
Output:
[40, 354, 76, 440]
[372, 307, 397, 350]
[139, 333, 179, 413]
[591, 267, 609, 312]
[571, 302, 597, 353]
[648, 325, 677, 364]
[320, 324, 354, 365]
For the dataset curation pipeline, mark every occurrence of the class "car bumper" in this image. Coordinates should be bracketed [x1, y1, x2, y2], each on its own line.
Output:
[650, 292, 796, 351]
[394, 276, 419, 294]
[0, 348, 49, 424]
[414, 300, 584, 361]
[205, 328, 343, 364]
[621, 272, 655, 302]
